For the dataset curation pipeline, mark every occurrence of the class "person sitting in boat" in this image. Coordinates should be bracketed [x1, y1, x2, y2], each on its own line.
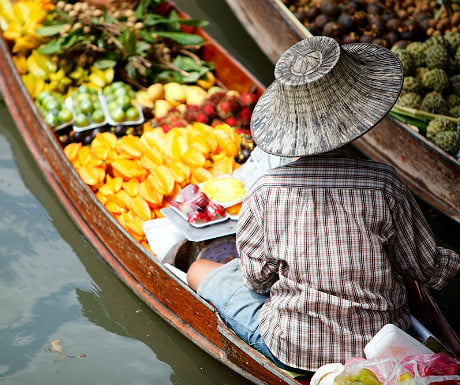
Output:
[186, 36, 460, 374]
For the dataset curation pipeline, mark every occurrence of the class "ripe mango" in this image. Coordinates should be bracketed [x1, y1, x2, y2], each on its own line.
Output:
[147, 83, 164, 101]
[164, 82, 185, 106]
[185, 85, 208, 106]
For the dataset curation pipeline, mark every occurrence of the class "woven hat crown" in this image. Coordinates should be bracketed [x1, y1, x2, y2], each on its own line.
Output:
[251, 36, 403, 157]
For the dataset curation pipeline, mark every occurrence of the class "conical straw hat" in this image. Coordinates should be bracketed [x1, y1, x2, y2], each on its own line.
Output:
[250, 36, 403, 157]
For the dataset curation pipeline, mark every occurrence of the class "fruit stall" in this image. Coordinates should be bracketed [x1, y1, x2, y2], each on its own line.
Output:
[0, 0, 259, 250]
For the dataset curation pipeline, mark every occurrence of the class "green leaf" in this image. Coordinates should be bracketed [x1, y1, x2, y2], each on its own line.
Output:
[170, 18, 208, 28]
[153, 31, 203, 45]
[138, 30, 156, 43]
[172, 56, 202, 71]
[35, 24, 66, 37]
[37, 39, 63, 54]
[120, 29, 137, 58]
[182, 71, 201, 83]
[60, 33, 80, 50]
[93, 59, 117, 69]
[135, 41, 150, 55]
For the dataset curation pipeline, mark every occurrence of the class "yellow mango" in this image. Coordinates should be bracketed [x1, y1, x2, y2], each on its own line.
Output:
[154, 99, 173, 118]
[167, 161, 190, 186]
[214, 129, 238, 157]
[185, 85, 208, 105]
[147, 83, 164, 101]
[164, 82, 185, 106]
[77, 145, 92, 167]
[136, 90, 154, 108]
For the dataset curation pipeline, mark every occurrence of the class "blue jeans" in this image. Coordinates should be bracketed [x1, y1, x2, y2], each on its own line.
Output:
[197, 258, 307, 374]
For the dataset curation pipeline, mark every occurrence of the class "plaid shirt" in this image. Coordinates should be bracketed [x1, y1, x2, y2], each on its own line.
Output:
[236, 154, 459, 371]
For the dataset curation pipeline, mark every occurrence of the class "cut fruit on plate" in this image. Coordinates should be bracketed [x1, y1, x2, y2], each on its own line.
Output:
[199, 176, 247, 208]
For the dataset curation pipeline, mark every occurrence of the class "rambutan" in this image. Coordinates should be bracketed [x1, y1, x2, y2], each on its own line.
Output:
[162, 124, 172, 133]
[211, 119, 224, 127]
[183, 104, 200, 122]
[225, 117, 239, 127]
[240, 92, 258, 108]
[217, 100, 232, 119]
[207, 91, 226, 105]
[238, 107, 251, 126]
[224, 94, 243, 115]
[196, 112, 209, 124]
[201, 103, 217, 118]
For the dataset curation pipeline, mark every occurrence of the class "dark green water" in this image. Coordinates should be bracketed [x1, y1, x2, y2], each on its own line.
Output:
[0, 1, 458, 384]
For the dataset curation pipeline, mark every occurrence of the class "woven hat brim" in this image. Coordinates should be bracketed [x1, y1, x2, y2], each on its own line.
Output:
[251, 42, 403, 157]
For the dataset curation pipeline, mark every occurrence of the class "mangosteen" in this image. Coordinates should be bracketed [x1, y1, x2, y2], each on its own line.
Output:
[305, 6, 321, 22]
[369, 14, 386, 34]
[338, 12, 355, 32]
[385, 31, 401, 46]
[415, 12, 430, 31]
[372, 38, 387, 47]
[366, 2, 382, 15]
[320, 0, 341, 19]
[346, 0, 365, 12]
[72, 130, 86, 143]
[359, 35, 374, 43]
[342, 33, 359, 43]
[322, 21, 343, 38]
[400, 19, 425, 41]
[83, 133, 93, 145]
[313, 14, 329, 31]
[142, 106, 153, 120]
[386, 18, 401, 33]
[352, 11, 369, 28]
[114, 124, 127, 137]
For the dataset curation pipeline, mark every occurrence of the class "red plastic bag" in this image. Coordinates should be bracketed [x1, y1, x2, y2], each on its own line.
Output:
[401, 353, 460, 385]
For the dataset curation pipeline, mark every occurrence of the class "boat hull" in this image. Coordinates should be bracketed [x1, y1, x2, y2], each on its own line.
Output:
[224, 0, 460, 224]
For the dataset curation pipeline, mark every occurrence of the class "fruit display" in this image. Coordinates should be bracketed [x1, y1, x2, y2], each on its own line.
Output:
[63, 122, 246, 243]
[68, 85, 106, 130]
[282, 0, 459, 48]
[390, 32, 460, 155]
[101, 81, 143, 125]
[35, 90, 73, 129]
[0, 0, 261, 250]
[170, 183, 226, 223]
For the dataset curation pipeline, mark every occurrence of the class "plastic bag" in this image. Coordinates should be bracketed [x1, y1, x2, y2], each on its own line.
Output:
[333, 354, 460, 385]
[400, 353, 460, 384]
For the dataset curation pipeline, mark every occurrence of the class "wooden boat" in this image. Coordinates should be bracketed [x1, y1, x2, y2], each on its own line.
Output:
[224, 0, 460, 225]
[0, 2, 459, 384]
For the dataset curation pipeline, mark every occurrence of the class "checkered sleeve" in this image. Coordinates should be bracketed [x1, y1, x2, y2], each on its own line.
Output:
[237, 189, 279, 294]
[389, 186, 460, 290]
